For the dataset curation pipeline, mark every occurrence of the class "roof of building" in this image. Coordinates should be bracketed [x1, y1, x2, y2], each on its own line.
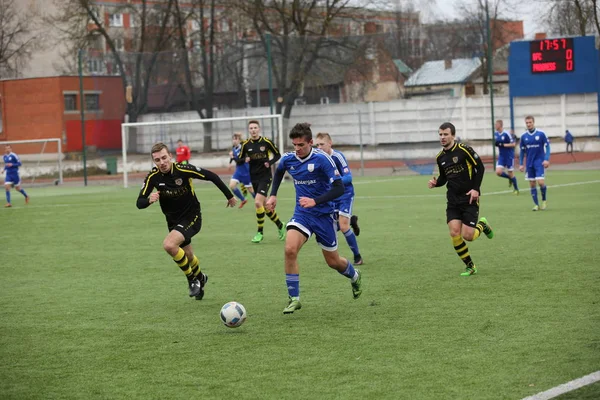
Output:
[404, 58, 481, 87]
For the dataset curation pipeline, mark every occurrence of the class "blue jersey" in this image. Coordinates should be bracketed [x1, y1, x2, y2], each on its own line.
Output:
[495, 130, 515, 159]
[3, 152, 22, 174]
[276, 148, 341, 216]
[520, 129, 550, 168]
[231, 144, 250, 175]
[330, 149, 354, 198]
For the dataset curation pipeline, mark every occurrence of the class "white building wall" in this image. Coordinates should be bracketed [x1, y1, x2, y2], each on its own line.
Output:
[132, 93, 599, 155]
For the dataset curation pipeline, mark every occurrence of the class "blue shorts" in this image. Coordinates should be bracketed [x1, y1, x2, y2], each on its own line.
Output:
[334, 194, 354, 218]
[4, 171, 20, 186]
[496, 154, 514, 170]
[232, 167, 252, 187]
[286, 211, 338, 251]
[525, 164, 545, 181]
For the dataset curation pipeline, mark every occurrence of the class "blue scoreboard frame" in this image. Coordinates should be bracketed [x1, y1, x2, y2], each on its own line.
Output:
[508, 36, 600, 135]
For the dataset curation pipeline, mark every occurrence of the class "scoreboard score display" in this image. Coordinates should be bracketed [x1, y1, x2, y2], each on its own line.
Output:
[530, 38, 574, 74]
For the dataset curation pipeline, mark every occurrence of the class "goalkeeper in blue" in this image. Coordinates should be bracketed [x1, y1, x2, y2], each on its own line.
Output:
[266, 123, 362, 314]
[494, 119, 519, 194]
[315, 132, 363, 265]
[519, 115, 550, 211]
[3, 145, 29, 207]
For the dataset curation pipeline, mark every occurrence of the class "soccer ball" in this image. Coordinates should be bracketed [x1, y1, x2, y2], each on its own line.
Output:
[220, 301, 247, 328]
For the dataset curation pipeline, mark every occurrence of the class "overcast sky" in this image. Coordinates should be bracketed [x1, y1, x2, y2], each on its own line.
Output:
[430, 0, 549, 39]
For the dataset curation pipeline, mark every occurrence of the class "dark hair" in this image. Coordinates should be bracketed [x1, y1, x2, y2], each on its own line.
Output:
[248, 120, 260, 127]
[289, 122, 312, 141]
[439, 122, 456, 136]
[525, 115, 535, 122]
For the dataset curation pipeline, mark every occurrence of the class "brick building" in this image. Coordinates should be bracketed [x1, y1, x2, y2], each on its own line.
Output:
[0, 76, 125, 154]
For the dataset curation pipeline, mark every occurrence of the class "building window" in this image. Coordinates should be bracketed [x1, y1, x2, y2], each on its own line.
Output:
[114, 38, 124, 51]
[129, 13, 136, 27]
[85, 94, 100, 111]
[87, 59, 104, 74]
[222, 19, 230, 32]
[109, 13, 123, 27]
[64, 94, 77, 111]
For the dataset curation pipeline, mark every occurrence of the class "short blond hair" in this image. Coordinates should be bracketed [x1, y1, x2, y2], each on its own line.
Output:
[316, 132, 332, 141]
[150, 142, 168, 155]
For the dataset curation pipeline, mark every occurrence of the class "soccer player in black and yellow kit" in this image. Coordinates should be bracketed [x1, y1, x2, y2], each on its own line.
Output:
[137, 142, 237, 298]
[239, 120, 286, 243]
[428, 122, 494, 276]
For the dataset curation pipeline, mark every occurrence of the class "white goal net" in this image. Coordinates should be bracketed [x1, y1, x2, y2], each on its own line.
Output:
[0, 139, 64, 186]
[120, 114, 284, 188]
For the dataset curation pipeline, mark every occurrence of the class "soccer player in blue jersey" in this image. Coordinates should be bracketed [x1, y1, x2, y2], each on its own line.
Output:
[494, 119, 519, 194]
[3, 145, 29, 207]
[315, 132, 363, 265]
[428, 122, 494, 276]
[266, 123, 363, 314]
[519, 116, 551, 211]
[228, 132, 254, 208]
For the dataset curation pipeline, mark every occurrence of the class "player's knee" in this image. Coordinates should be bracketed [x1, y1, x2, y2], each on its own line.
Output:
[495, 171, 503, 176]
[284, 244, 298, 260]
[463, 232, 475, 241]
[339, 220, 350, 232]
[162, 239, 178, 254]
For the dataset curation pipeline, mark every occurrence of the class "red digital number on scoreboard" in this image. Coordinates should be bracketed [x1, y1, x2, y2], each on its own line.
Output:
[530, 38, 574, 74]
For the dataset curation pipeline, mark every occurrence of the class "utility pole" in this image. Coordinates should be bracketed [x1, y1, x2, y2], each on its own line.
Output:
[486, 0, 496, 166]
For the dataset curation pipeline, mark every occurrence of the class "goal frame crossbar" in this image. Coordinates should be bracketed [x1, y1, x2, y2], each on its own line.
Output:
[121, 114, 284, 188]
[0, 138, 63, 185]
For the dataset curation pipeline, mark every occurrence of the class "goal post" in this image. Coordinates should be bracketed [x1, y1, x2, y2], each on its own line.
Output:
[121, 114, 284, 188]
[0, 138, 63, 185]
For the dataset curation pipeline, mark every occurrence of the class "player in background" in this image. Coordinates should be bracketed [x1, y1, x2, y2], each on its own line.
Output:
[228, 132, 254, 208]
[428, 122, 494, 276]
[494, 119, 519, 194]
[519, 116, 551, 211]
[238, 120, 286, 243]
[3, 145, 29, 207]
[176, 139, 191, 164]
[266, 123, 362, 314]
[137, 142, 236, 299]
[314, 132, 363, 265]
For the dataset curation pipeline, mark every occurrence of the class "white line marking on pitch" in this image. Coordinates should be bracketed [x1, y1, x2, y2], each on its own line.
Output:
[521, 370, 600, 400]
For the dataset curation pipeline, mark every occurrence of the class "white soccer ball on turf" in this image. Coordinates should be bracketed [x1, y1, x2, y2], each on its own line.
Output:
[220, 301, 247, 328]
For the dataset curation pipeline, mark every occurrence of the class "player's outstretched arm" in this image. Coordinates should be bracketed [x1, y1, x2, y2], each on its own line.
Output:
[137, 173, 156, 209]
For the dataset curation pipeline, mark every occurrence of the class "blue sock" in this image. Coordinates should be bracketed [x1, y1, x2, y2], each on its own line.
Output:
[500, 172, 509, 179]
[232, 187, 245, 201]
[339, 260, 357, 280]
[343, 229, 360, 258]
[540, 185, 547, 200]
[530, 188, 538, 205]
[5, 191, 10, 204]
[19, 189, 27, 198]
[511, 177, 519, 190]
[285, 274, 299, 298]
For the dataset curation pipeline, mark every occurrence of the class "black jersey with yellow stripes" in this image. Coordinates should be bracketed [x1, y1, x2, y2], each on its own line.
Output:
[238, 136, 281, 178]
[435, 142, 485, 204]
[137, 163, 209, 223]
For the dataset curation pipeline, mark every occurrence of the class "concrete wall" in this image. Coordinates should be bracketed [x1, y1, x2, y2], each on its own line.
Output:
[131, 92, 599, 155]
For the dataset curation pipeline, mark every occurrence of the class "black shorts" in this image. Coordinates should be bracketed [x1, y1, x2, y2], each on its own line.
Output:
[252, 176, 272, 196]
[446, 202, 479, 227]
[168, 213, 202, 247]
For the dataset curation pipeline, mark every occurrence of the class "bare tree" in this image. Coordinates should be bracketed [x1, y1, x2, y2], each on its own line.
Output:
[229, 0, 377, 124]
[540, 0, 599, 36]
[0, 0, 42, 78]
[425, 0, 520, 94]
[173, 0, 222, 151]
[50, 0, 178, 123]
